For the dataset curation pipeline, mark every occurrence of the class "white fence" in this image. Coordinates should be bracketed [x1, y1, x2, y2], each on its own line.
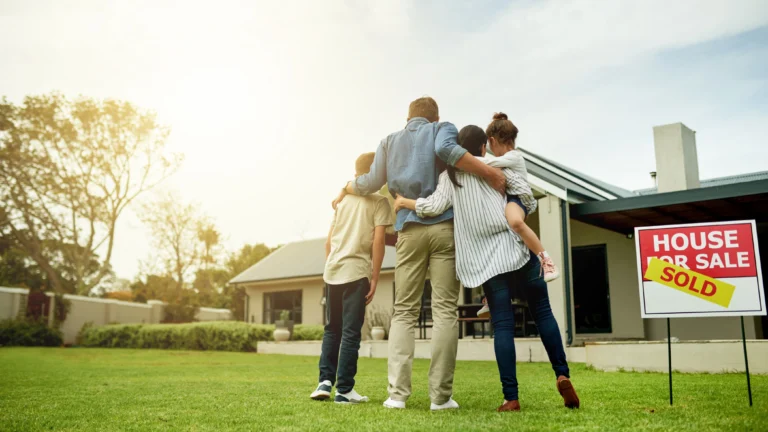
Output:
[0, 287, 233, 344]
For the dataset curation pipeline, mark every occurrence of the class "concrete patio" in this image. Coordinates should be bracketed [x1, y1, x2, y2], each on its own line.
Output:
[257, 338, 768, 374]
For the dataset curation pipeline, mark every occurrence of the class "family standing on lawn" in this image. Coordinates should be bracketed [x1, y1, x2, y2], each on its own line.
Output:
[311, 97, 580, 413]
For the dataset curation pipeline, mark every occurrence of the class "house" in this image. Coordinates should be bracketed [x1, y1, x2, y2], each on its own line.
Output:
[230, 122, 767, 348]
[229, 238, 399, 326]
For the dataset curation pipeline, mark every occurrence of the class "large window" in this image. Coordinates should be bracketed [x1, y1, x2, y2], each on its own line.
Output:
[263, 290, 302, 324]
[572, 245, 612, 334]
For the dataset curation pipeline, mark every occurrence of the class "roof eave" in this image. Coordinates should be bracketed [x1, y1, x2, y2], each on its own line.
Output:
[571, 179, 768, 217]
[230, 268, 396, 286]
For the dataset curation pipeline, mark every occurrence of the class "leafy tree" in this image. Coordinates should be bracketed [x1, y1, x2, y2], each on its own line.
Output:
[192, 267, 230, 307]
[0, 93, 181, 294]
[222, 243, 276, 320]
[130, 274, 176, 304]
[197, 222, 223, 271]
[139, 193, 199, 293]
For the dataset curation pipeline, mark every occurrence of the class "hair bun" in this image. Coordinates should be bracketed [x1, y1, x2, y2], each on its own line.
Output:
[492, 112, 508, 121]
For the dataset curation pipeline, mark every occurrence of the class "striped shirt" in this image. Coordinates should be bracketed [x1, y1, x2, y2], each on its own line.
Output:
[415, 166, 535, 288]
[479, 150, 537, 214]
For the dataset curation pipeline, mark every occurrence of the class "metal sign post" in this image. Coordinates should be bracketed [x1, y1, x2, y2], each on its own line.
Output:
[667, 318, 673, 406]
[740, 316, 753, 407]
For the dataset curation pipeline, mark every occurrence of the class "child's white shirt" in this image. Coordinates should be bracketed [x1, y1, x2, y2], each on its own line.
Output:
[478, 150, 528, 180]
[477, 150, 536, 215]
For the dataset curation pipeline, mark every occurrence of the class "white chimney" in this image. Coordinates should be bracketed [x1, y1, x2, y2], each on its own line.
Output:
[652, 122, 700, 193]
[650, 171, 657, 188]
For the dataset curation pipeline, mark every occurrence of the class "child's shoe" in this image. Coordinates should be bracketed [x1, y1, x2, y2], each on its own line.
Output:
[538, 252, 560, 282]
[477, 304, 490, 319]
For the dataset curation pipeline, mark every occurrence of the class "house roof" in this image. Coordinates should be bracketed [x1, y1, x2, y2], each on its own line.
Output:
[634, 171, 768, 196]
[570, 179, 768, 234]
[517, 148, 635, 203]
[229, 238, 397, 285]
[521, 148, 636, 200]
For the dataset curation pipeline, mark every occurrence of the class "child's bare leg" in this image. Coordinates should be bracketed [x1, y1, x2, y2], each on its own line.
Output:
[506, 202, 560, 281]
[505, 203, 545, 255]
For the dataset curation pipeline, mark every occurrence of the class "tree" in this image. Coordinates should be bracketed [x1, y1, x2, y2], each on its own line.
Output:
[139, 193, 200, 293]
[225, 243, 274, 277]
[223, 243, 276, 320]
[130, 274, 176, 304]
[0, 93, 181, 294]
[196, 222, 224, 270]
[192, 267, 230, 307]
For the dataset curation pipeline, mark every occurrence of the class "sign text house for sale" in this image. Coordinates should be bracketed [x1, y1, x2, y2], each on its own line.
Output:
[635, 220, 766, 318]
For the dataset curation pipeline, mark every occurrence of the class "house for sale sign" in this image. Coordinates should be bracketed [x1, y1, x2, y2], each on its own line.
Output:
[635, 220, 765, 318]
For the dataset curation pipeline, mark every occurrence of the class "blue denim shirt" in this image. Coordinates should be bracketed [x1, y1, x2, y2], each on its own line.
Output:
[352, 117, 467, 231]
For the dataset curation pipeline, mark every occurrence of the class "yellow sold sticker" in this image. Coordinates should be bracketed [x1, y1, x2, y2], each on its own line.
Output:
[644, 258, 736, 308]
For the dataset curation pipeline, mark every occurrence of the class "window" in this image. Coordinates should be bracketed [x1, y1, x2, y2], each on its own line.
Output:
[263, 290, 302, 324]
[572, 245, 612, 334]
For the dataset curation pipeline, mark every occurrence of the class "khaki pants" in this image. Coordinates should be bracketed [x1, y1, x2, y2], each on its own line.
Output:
[388, 220, 459, 405]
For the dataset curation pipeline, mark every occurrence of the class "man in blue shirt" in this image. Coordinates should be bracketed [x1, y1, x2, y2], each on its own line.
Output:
[332, 97, 504, 410]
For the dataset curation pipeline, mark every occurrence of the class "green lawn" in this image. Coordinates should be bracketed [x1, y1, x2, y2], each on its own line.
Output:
[0, 348, 766, 431]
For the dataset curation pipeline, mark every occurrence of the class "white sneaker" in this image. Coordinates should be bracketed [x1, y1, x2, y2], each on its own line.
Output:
[383, 398, 406, 409]
[334, 389, 369, 404]
[477, 304, 490, 319]
[431, 397, 459, 411]
[310, 380, 333, 400]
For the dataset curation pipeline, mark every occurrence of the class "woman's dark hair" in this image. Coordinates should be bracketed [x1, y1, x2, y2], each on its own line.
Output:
[486, 112, 518, 146]
[446, 125, 487, 187]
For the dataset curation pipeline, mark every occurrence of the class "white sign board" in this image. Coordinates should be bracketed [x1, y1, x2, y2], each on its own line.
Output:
[635, 220, 766, 318]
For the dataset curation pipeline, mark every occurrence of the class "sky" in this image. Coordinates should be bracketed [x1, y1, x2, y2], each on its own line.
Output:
[1, 0, 767, 282]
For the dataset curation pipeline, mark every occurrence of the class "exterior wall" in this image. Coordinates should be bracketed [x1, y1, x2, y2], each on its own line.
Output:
[58, 295, 153, 345]
[0, 288, 27, 320]
[537, 195, 570, 344]
[0, 287, 233, 345]
[570, 220, 645, 340]
[111, 300, 153, 324]
[244, 272, 396, 326]
[258, 338, 586, 364]
[644, 317, 757, 341]
[197, 307, 233, 321]
[569, 221, 760, 342]
[587, 340, 767, 374]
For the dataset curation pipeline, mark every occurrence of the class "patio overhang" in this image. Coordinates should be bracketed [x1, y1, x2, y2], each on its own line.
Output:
[569, 179, 768, 235]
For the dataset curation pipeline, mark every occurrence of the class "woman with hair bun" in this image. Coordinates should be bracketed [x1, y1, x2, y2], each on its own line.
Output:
[394, 118, 579, 412]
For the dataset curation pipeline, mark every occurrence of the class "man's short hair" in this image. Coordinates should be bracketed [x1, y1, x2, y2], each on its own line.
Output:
[408, 96, 439, 122]
[355, 152, 376, 176]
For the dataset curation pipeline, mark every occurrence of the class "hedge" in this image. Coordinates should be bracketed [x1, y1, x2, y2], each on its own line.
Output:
[77, 321, 324, 352]
[0, 319, 63, 347]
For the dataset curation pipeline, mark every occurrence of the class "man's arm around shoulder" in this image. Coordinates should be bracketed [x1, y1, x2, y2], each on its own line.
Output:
[333, 138, 389, 209]
[435, 121, 506, 193]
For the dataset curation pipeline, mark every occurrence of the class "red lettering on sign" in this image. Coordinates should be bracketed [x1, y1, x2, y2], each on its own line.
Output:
[661, 266, 674, 282]
[700, 280, 717, 297]
[639, 223, 756, 280]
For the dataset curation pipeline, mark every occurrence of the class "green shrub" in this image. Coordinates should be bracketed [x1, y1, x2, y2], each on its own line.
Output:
[0, 319, 63, 347]
[77, 321, 326, 352]
[292, 325, 324, 341]
[78, 321, 271, 352]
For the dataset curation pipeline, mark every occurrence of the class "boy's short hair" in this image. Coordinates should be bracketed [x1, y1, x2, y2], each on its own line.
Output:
[408, 96, 439, 122]
[355, 152, 376, 176]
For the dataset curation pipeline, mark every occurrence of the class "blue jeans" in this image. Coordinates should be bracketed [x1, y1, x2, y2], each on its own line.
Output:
[318, 278, 368, 393]
[483, 252, 569, 401]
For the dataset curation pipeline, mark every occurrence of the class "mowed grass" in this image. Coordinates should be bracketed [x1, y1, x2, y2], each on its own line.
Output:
[1, 348, 767, 431]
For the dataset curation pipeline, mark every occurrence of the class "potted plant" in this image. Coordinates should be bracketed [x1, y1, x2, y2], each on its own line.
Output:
[274, 309, 293, 342]
[366, 305, 391, 341]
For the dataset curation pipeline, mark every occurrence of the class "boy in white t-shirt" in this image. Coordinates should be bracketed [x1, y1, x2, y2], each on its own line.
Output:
[309, 152, 393, 404]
